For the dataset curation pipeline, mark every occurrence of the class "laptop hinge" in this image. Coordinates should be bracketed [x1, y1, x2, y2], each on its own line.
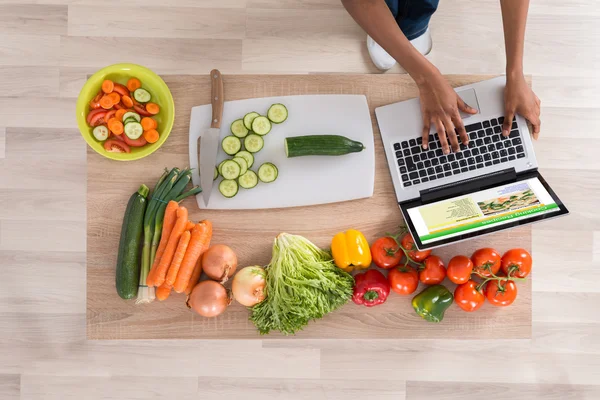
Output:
[419, 168, 517, 204]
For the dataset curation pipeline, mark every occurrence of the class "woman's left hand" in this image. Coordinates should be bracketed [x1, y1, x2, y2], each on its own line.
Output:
[503, 74, 541, 139]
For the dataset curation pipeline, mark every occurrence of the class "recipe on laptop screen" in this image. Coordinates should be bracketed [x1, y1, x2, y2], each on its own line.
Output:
[406, 177, 561, 245]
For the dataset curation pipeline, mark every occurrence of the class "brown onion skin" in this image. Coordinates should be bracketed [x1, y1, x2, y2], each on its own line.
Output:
[232, 266, 266, 307]
[202, 244, 238, 283]
[186, 280, 230, 318]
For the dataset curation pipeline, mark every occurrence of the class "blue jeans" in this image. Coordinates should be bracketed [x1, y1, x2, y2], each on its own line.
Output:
[385, 0, 439, 40]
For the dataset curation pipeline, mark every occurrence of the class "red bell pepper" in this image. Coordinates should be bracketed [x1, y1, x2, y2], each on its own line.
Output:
[352, 269, 391, 307]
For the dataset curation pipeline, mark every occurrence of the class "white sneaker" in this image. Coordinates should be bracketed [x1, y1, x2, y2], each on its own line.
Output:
[410, 28, 432, 56]
[366, 29, 433, 71]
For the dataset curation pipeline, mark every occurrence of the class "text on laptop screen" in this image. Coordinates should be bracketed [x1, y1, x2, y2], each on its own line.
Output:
[406, 177, 560, 244]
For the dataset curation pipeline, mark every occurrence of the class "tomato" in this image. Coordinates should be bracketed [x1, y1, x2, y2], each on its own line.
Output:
[89, 91, 103, 109]
[113, 83, 130, 97]
[471, 248, 501, 277]
[87, 110, 107, 127]
[446, 255, 473, 284]
[485, 279, 517, 307]
[400, 233, 431, 262]
[454, 280, 485, 312]
[371, 237, 402, 269]
[103, 139, 130, 153]
[122, 135, 147, 147]
[501, 248, 532, 278]
[104, 110, 117, 123]
[134, 104, 153, 117]
[388, 266, 419, 295]
[419, 255, 446, 285]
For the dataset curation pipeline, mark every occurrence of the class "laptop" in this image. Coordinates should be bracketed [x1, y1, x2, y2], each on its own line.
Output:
[375, 76, 568, 250]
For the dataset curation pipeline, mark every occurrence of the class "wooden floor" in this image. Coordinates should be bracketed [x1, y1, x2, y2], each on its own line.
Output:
[1, 0, 599, 398]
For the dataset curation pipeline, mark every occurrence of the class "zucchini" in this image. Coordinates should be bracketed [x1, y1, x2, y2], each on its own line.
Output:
[285, 135, 364, 157]
[92, 125, 109, 141]
[222, 136, 242, 155]
[238, 170, 258, 189]
[258, 162, 278, 183]
[251, 116, 272, 136]
[220, 160, 241, 180]
[116, 184, 149, 299]
[122, 112, 141, 122]
[235, 150, 254, 168]
[230, 119, 249, 138]
[267, 103, 288, 124]
[124, 121, 144, 139]
[133, 88, 151, 103]
[232, 156, 248, 176]
[219, 179, 239, 198]
[243, 112, 260, 130]
[244, 134, 264, 153]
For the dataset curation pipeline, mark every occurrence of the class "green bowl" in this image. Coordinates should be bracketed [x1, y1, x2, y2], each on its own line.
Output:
[76, 63, 175, 161]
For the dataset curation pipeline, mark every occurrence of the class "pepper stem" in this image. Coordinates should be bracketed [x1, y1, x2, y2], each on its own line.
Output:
[363, 290, 379, 302]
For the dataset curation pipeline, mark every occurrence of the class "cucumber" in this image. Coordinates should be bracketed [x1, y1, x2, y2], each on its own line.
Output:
[217, 159, 228, 176]
[122, 112, 141, 122]
[116, 184, 149, 299]
[251, 116, 272, 136]
[133, 88, 151, 103]
[267, 103, 288, 124]
[244, 134, 264, 153]
[232, 156, 248, 175]
[243, 112, 260, 130]
[230, 119, 249, 138]
[258, 162, 278, 183]
[124, 121, 144, 139]
[92, 125, 109, 141]
[285, 135, 364, 157]
[214, 166, 218, 181]
[123, 117, 138, 125]
[219, 179, 239, 198]
[235, 150, 254, 168]
[222, 136, 242, 155]
[238, 170, 258, 189]
[220, 159, 241, 180]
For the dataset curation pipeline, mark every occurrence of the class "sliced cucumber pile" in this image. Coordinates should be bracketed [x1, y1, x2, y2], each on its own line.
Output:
[215, 103, 287, 198]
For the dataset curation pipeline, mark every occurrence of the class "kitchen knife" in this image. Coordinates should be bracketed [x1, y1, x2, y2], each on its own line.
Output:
[199, 69, 224, 206]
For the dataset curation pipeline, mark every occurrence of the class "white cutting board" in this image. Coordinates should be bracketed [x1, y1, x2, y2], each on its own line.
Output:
[188, 94, 374, 210]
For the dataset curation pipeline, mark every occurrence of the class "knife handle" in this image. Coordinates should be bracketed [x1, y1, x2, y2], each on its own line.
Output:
[210, 69, 224, 129]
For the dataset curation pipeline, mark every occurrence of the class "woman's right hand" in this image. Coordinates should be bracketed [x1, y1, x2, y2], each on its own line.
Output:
[417, 68, 478, 154]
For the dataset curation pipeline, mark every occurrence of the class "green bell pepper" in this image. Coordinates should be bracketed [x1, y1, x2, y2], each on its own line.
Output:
[411, 284, 453, 323]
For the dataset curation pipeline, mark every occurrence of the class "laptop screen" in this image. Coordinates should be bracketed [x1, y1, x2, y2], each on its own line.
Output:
[400, 171, 568, 249]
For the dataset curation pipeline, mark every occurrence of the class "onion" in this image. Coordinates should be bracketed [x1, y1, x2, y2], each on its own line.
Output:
[186, 280, 231, 318]
[232, 266, 266, 307]
[202, 244, 238, 283]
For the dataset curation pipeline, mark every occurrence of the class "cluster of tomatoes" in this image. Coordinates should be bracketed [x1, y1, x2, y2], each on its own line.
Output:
[370, 232, 532, 311]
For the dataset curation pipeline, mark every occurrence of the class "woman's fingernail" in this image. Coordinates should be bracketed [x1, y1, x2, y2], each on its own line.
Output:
[443, 148, 449, 154]
[422, 144, 427, 149]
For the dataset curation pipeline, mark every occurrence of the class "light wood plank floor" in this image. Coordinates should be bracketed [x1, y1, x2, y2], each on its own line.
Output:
[1, 1, 599, 399]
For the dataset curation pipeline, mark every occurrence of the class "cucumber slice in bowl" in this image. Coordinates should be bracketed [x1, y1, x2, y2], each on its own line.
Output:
[267, 103, 288, 124]
[124, 121, 144, 139]
[219, 179, 239, 198]
[235, 150, 254, 168]
[244, 134, 264, 153]
[133, 88, 151, 103]
[220, 160, 241, 180]
[122, 112, 141, 122]
[232, 157, 248, 176]
[238, 170, 258, 189]
[92, 125, 109, 141]
[222, 135, 242, 155]
[243, 112, 260, 131]
[258, 162, 278, 183]
[251, 116, 272, 136]
[230, 119, 249, 138]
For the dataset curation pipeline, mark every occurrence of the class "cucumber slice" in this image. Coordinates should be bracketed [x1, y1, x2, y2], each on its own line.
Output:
[243, 112, 260, 130]
[251, 116, 272, 136]
[92, 125, 109, 141]
[122, 112, 141, 122]
[238, 170, 258, 189]
[217, 159, 227, 176]
[267, 103, 288, 124]
[123, 117, 138, 125]
[258, 162, 278, 183]
[214, 166, 218, 181]
[235, 150, 254, 168]
[133, 88, 151, 103]
[220, 160, 241, 180]
[124, 122, 143, 139]
[230, 119, 249, 138]
[222, 136, 242, 155]
[232, 157, 248, 175]
[244, 134, 264, 153]
[219, 179, 239, 198]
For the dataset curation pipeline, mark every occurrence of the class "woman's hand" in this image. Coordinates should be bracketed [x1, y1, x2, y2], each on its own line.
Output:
[503, 74, 541, 139]
[418, 68, 478, 154]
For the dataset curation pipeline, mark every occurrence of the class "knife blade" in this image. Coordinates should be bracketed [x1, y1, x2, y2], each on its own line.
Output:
[199, 69, 224, 206]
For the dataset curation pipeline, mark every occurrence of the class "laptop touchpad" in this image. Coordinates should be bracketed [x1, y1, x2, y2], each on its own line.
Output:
[457, 88, 480, 119]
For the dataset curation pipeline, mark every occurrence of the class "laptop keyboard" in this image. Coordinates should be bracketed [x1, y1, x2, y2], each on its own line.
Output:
[393, 116, 525, 187]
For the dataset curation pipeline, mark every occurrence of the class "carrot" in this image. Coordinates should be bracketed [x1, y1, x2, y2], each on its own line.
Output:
[100, 96, 113, 109]
[115, 109, 127, 121]
[141, 117, 156, 131]
[102, 80, 114, 94]
[113, 83, 129, 97]
[155, 282, 172, 301]
[152, 206, 188, 287]
[185, 221, 195, 231]
[143, 129, 159, 144]
[165, 230, 191, 286]
[107, 92, 120, 105]
[146, 201, 179, 286]
[146, 102, 160, 115]
[176, 220, 213, 293]
[127, 78, 142, 92]
[108, 119, 123, 135]
[122, 95, 134, 108]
